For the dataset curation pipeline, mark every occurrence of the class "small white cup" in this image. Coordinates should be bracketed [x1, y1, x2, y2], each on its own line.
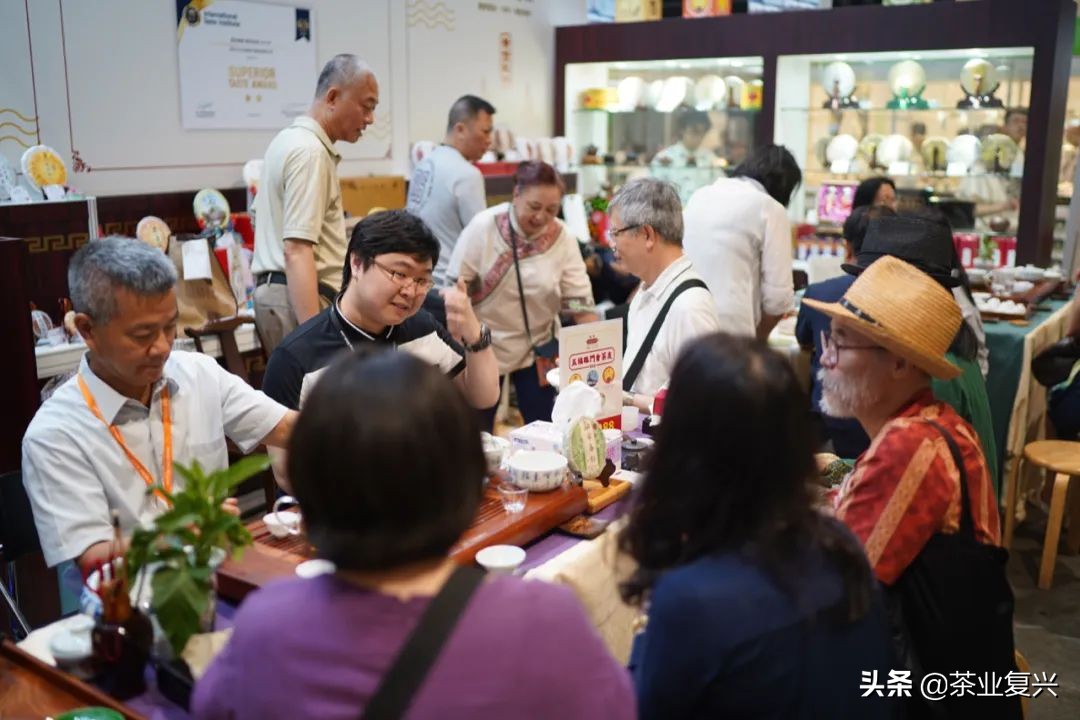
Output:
[475, 545, 526, 575]
[295, 558, 336, 578]
[265, 495, 301, 538]
[622, 406, 640, 433]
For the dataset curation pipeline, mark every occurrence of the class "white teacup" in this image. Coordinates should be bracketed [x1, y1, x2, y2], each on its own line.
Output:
[481, 432, 511, 475]
[265, 495, 301, 538]
[476, 545, 526, 575]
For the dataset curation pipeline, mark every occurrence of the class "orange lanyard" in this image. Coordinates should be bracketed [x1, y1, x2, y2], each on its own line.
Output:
[77, 373, 173, 504]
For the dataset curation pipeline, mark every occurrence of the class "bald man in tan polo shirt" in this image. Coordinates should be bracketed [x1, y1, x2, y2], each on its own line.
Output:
[252, 53, 379, 352]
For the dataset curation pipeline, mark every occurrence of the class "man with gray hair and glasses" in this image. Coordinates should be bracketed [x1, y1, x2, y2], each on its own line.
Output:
[607, 178, 721, 413]
[252, 53, 380, 352]
[22, 237, 296, 574]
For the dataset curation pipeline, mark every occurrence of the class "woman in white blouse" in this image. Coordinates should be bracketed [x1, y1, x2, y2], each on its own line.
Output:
[683, 144, 801, 340]
[449, 161, 598, 429]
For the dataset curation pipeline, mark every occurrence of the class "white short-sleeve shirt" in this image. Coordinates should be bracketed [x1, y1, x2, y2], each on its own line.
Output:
[683, 176, 795, 335]
[625, 255, 723, 397]
[22, 351, 289, 567]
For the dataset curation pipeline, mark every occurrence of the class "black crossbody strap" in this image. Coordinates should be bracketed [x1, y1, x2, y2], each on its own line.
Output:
[924, 419, 975, 540]
[360, 565, 486, 720]
[508, 222, 537, 352]
[622, 278, 708, 392]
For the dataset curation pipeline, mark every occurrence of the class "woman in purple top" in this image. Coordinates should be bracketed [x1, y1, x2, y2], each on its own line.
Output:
[192, 349, 635, 720]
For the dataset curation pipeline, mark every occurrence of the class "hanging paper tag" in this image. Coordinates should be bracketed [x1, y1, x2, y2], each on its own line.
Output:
[181, 239, 213, 280]
[43, 184, 66, 201]
[561, 194, 590, 243]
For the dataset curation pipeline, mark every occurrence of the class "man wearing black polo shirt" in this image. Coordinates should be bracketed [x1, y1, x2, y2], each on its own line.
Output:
[262, 210, 500, 421]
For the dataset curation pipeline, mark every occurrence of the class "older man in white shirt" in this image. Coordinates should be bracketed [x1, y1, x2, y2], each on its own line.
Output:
[607, 178, 723, 413]
[22, 237, 295, 573]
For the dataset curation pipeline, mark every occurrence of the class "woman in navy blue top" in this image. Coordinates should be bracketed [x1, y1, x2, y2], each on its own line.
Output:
[620, 333, 899, 719]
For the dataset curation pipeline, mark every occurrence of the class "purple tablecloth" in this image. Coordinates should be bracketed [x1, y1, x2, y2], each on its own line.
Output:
[123, 495, 632, 718]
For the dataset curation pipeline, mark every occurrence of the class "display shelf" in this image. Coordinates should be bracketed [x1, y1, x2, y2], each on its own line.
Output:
[779, 107, 1012, 116]
[574, 107, 761, 116]
[577, 163, 729, 174]
[800, 168, 1013, 182]
[555, 0, 1075, 263]
[564, 54, 764, 201]
[775, 47, 1035, 234]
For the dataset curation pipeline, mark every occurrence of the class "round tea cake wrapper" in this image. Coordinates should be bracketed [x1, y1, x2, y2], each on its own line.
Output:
[822, 61, 856, 99]
[857, 134, 884, 166]
[21, 145, 68, 189]
[0, 154, 17, 197]
[947, 134, 982, 171]
[564, 417, 606, 480]
[193, 188, 231, 230]
[980, 133, 1018, 173]
[136, 216, 171, 251]
[825, 134, 858, 164]
[960, 58, 999, 97]
[920, 137, 950, 172]
[888, 60, 926, 97]
[31, 308, 54, 339]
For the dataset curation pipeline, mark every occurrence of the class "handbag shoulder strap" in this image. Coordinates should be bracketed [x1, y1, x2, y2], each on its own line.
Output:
[508, 223, 537, 352]
[360, 565, 486, 720]
[924, 419, 975, 540]
[622, 278, 708, 392]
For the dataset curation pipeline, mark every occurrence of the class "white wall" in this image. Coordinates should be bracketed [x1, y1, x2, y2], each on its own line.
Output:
[0, 0, 586, 197]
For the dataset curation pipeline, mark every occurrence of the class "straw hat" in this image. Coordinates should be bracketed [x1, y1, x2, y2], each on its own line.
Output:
[802, 255, 962, 379]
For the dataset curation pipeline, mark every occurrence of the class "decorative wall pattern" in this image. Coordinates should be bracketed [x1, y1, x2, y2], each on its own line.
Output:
[407, 0, 456, 30]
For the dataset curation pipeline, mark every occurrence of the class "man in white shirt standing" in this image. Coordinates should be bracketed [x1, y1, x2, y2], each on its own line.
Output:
[607, 178, 722, 413]
[23, 237, 295, 574]
[252, 54, 380, 353]
[407, 95, 495, 288]
[683, 144, 799, 340]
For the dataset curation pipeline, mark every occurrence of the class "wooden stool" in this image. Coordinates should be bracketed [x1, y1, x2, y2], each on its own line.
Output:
[1015, 650, 1030, 719]
[1002, 440, 1080, 589]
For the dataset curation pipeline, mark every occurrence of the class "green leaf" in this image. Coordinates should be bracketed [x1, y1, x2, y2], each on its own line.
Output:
[210, 454, 270, 500]
[151, 564, 211, 655]
[123, 456, 259, 656]
[151, 512, 201, 534]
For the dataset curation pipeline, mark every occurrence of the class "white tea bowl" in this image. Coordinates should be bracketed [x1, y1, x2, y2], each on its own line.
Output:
[506, 450, 568, 492]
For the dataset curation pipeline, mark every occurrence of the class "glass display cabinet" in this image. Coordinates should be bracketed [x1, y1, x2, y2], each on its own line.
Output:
[555, 0, 1074, 264]
[775, 48, 1034, 236]
[563, 56, 765, 200]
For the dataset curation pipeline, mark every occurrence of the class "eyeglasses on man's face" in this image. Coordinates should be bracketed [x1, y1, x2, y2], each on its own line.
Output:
[372, 259, 434, 293]
[819, 329, 885, 367]
[605, 223, 641, 244]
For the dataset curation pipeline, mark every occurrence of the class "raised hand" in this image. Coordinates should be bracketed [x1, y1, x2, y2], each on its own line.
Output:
[440, 278, 483, 346]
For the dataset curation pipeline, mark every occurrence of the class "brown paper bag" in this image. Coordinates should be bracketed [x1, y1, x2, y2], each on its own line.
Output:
[167, 234, 238, 334]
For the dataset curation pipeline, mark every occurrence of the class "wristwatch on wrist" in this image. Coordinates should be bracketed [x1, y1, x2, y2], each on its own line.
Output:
[463, 324, 492, 353]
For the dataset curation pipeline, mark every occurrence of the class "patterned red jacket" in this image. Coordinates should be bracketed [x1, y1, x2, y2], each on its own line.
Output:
[833, 389, 1001, 585]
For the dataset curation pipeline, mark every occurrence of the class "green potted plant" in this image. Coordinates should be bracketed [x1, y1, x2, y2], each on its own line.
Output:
[976, 235, 998, 269]
[126, 455, 269, 656]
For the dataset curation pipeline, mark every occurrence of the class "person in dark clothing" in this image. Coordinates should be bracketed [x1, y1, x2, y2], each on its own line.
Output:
[621, 333, 897, 720]
[796, 206, 895, 457]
